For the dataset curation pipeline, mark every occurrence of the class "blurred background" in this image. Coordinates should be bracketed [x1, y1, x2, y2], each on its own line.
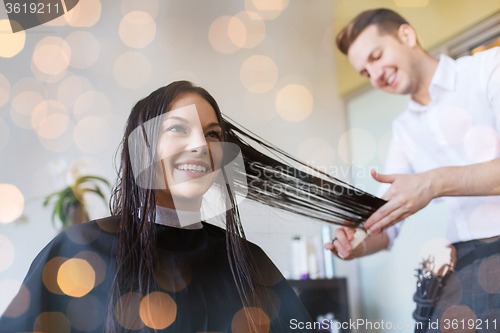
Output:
[0, 0, 499, 331]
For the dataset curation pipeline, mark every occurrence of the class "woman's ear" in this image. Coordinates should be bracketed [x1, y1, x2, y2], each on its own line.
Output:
[397, 24, 418, 48]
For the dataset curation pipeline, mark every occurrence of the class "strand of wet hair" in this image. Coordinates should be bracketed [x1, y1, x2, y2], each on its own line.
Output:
[222, 116, 386, 227]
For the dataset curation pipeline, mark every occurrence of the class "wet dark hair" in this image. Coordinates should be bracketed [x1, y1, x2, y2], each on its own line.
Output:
[107, 81, 273, 332]
[106, 81, 385, 331]
[336, 8, 409, 55]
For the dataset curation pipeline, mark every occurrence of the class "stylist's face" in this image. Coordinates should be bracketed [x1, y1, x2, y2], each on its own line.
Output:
[347, 24, 419, 95]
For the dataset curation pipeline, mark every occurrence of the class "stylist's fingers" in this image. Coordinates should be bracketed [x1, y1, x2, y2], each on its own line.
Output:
[343, 226, 355, 241]
[324, 228, 352, 259]
[370, 209, 411, 233]
[364, 198, 399, 231]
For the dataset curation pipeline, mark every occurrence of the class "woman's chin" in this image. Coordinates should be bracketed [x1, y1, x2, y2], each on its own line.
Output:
[171, 186, 210, 202]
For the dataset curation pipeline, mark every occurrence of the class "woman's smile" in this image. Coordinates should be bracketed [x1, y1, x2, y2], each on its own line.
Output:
[173, 159, 212, 179]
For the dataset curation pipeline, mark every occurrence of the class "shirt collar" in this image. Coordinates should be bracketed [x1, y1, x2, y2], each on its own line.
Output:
[408, 54, 456, 112]
[155, 205, 203, 229]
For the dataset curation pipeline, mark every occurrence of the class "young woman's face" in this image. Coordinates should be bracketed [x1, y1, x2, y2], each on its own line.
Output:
[156, 93, 223, 203]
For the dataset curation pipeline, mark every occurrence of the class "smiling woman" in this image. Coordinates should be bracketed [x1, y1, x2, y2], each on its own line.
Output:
[0, 81, 384, 333]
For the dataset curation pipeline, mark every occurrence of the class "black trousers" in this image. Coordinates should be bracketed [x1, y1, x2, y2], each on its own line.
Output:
[424, 237, 500, 333]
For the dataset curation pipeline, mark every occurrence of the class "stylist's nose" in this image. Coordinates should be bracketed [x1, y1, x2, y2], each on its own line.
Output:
[187, 130, 208, 155]
[366, 64, 384, 88]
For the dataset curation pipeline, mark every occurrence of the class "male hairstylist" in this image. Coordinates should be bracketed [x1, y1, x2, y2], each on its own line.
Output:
[324, 8, 500, 329]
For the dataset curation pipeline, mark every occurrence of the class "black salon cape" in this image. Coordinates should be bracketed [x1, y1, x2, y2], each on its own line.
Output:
[0, 216, 315, 332]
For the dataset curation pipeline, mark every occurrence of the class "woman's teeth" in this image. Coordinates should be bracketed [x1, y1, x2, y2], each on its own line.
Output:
[175, 164, 207, 172]
[387, 72, 396, 85]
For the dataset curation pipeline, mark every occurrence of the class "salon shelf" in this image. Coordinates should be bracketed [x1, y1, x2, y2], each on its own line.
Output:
[288, 278, 350, 332]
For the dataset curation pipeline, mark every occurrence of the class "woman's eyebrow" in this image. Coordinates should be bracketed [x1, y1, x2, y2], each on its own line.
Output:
[205, 122, 221, 129]
[165, 115, 189, 123]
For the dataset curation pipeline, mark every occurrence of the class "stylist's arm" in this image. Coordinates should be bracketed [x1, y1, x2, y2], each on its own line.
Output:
[364, 158, 500, 233]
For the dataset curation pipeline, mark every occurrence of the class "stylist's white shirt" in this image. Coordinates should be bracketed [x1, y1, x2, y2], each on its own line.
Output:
[383, 47, 500, 248]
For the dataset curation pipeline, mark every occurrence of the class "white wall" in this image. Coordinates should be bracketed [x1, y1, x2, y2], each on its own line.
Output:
[0, 0, 364, 322]
[346, 88, 448, 331]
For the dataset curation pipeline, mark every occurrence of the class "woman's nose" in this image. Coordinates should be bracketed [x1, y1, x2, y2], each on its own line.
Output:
[186, 131, 208, 154]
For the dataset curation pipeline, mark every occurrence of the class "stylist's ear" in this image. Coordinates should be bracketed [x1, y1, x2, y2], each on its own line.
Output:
[398, 24, 418, 48]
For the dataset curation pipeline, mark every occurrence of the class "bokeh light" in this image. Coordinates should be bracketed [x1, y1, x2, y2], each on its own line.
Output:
[97, 217, 120, 233]
[32, 100, 69, 139]
[437, 106, 472, 144]
[231, 307, 270, 333]
[139, 292, 177, 329]
[113, 52, 150, 89]
[0, 184, 24, 223]
[119, 11, 156, 48]
[43, 257, 68, 295]
[11, 77, 46, 97]
[419, 238, 456, 276]
[0, 118, 9, 150]
[244, 89, 278, 121]
[433, 273, 462, 310]
[240, 55, 278, 94]
[38, 120, 75, 152]
[121, 0, 159, 18]
[464, 126, 500, 163]
[245, 0, 289, 20]
[440, 306, 476, 333]
[338, 129, 376, 166]
[31, 56, 68, 84]
[74, 116, 111, 153]
[34, 311, 71, 333]
[65, 222, 100, 245]
[10, 91, 45, 129]
[276, 84, 313, 122]
[74, 251, 106, 286]
[468, 204, 500, 240]
[0, 234, 15, 272]
[0, 20, 25, 58]
[57, 258, 96, 297]
[74, 91, 112, 120]
[297, 138, 335, 170]
[57, 75, 95, 110]
[0, 280, 27, 318]
[114, 292, 144, 330]
[257, 287, 280, 321]
[42, 2, 68, 27]
[229, 11, 265, 49]
[156, 254, 192, 292]
[160, 18, 194, 55]
[209, 16, 241, 54]
[33, 37, 71, 76]
[0, 281, 30, 318]
[0, 74, 10, 107]
[66, 295, 104, 331]
[65, 31, 100, 69]
[66, 0, 102, 27]
[478, 255, 500, 294]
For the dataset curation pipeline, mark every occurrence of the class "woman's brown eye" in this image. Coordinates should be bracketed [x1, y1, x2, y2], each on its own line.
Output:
[207, 131, 221, 139]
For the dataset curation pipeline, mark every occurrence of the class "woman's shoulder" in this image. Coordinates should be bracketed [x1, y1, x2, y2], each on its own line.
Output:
[34, 216, 121, 264]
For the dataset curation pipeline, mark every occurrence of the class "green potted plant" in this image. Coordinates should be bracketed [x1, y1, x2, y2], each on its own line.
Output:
[43, 175, 110, 229]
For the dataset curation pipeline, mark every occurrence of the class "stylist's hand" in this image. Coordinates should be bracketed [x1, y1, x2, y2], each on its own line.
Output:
[364, 170, 435, 233]
[324, 226, 357, 260]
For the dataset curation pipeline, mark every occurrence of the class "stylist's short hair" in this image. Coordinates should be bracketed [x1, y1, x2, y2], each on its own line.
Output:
[337, 8, 409, 55]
